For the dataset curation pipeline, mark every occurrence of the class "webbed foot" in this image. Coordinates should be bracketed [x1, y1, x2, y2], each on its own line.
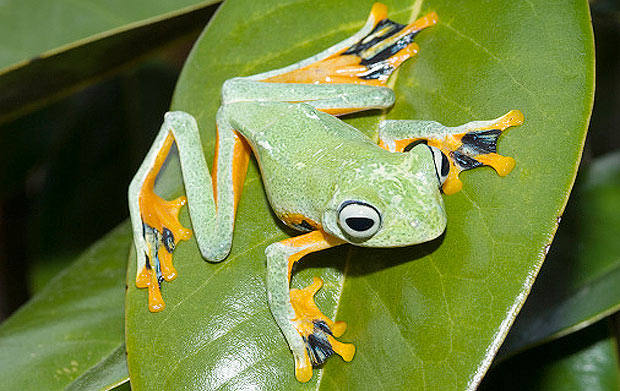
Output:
[135, 133, 193, 312]
[290, 277, 355, 382]
[430, 110, 524, 194]
[379, 110, 524, 194]
[262, 4, 437, 87]
[136, 193, 192, 312]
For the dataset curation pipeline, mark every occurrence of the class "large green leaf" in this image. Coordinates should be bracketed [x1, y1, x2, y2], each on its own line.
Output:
[126, 0, 594, 389]
[0, 0, 220, 124]
[498, 152, 620, 358]
[0, 224, 130, 390]
[479, 320, 620, 391]
[0, 0, 216, 70]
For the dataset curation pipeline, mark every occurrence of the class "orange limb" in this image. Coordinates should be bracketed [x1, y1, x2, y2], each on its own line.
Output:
[290, 276, 355, 350]
[136, 264, 166, 312]
[476, 109, 524, 132]
[469, 110, 523, 178]
[138, 133, 192, 242]
[282, 230, 344, 279]
[280, 213, 322, 231]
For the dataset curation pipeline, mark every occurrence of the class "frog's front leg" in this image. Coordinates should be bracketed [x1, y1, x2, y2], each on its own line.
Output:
[378, 110, 524, 194]
[266, 230, 354, 383]
[128, 111, 250, 311]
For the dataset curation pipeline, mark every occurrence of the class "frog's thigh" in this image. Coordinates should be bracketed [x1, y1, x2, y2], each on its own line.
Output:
[222, 79, 395, 116]
[265, 230, 354, 383]
[378, 110, 524, 194]
[184, 108, 251, 261]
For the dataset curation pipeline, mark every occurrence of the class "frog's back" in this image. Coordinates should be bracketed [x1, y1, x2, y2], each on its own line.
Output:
[226, 101, 372, 151]
[224, 101, 397, 224]
[225, 101, 392, 174]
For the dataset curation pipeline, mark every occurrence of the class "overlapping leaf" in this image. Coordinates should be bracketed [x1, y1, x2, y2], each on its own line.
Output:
[0, 0, 220, 123]
[0, 224, 130, 390]
[480, 320, 620, 391]
[499, 153, 620, 358]
[126, 0, 594, 389]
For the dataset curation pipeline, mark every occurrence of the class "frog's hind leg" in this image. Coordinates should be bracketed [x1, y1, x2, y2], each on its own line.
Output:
[221, 4, 436, 118]
[266, 230, 353, 383]
[129, 111, 250, 312]
[378, 110, 524, 195]
[250, 3, 437, 87]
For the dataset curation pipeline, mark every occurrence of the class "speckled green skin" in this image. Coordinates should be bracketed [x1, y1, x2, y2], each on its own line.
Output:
[129, 9, 450, 379]
[223, 99, 447, 245]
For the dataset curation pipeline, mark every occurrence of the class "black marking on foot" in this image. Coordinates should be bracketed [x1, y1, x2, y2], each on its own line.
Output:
[358, 63, 395, 80]
[361, 30, 417, 67]
[452, 151, 482, 171]
[162, 227, 175, 253]
[461, 129, 501, 155]
[344, 19, 406, 59]
[304, 320, 335, 366]
[342, 18, 421, 80]
[153, 252, 164, 288]
[314, 320, 333, 335]
[145, 253, 152, 270]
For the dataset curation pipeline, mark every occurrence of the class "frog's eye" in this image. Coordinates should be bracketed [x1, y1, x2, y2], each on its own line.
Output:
[338, 201, 381, 239]
[428, 145, 450, 186]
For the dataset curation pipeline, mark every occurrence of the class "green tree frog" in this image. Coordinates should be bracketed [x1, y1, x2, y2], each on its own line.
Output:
[128, 3, 523, 383]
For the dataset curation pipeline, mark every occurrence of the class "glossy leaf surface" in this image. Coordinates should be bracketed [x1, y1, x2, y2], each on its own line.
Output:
[500, 153, 620, 357]
[126, 0, 595, 389]
[0, 224, 130, 390]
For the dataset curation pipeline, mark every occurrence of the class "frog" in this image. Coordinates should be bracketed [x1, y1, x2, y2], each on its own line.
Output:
[128, 3, 524, 383]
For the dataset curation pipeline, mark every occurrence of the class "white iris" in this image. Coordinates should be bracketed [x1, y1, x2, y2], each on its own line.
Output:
[338, 201, 381, 239]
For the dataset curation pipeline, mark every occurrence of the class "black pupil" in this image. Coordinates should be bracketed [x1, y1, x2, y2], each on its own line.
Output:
[345, 217, 374, 232]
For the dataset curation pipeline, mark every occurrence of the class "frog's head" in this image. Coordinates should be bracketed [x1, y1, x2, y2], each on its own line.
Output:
[322, 145, 449, 247]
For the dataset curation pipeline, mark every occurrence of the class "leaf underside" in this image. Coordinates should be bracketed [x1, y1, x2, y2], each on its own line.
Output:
[126, 0, 594, 390]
